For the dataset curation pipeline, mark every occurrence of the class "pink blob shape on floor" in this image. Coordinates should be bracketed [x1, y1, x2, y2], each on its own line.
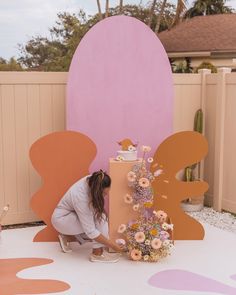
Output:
[67, 15, 173, 171]
[148, 270, 236, 295]
[230, 274, 236, 281]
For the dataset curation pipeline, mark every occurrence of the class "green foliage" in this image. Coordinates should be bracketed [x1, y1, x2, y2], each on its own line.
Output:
[194, 109, 203, 133]
[0, 57, 23, 71]
[195, 61, 217, 73]
[184, 0, 234, 18]
[172, 58, 193, 73]
[14, 4, 176, 71]
[184, 108, 203, 182]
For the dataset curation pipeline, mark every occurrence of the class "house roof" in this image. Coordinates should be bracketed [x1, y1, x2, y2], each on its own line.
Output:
[158, 14, 236, 55]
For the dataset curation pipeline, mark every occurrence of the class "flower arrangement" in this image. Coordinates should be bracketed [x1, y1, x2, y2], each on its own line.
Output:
[117, 146, 174, 262]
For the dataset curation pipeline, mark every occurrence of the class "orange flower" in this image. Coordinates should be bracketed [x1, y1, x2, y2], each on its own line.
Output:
[131, 223, 139, 230]
[149, 228, 158, 236]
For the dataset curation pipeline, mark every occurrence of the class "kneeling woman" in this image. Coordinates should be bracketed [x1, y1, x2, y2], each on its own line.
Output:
[51, 170, 123, 262]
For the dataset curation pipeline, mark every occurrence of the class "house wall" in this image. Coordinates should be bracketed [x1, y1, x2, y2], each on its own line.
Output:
[0, 70, 235, 224]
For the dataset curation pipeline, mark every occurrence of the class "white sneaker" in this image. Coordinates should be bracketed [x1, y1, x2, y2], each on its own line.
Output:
[58, 234, 72, 253]
[90, 251, 120, 263]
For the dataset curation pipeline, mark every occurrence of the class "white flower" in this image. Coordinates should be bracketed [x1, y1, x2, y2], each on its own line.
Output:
[127, 171, 137, 182]
[162, 240, 170, 247]
[168, 243, 174, 250]
[133, 204, 140, 211]
[3, 205, 9, 211]
[162, 223, 169, 231]
[145, 239, 151, 245]
[117, 224, 127, 233]
[147, 157, 153, 163]
[128, 145, 136, 151]
[116, 155, 124, 161]
[141, 145, 151, 152]
[124, 194, 133, 204]
[168, 224, 174, 231]
[154, 169, 163, 177]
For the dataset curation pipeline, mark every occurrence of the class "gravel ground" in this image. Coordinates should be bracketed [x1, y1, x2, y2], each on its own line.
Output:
[188, 207, 236, 234]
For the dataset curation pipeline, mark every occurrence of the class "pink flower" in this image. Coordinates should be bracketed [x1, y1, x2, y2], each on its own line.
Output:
[160, 231, 170, 240]
[154, 169, 163, 177]
[134, 231, 146, 243]
[156, 210, 167, 222]
[147, 157, 153, 163]
[133, 204, 140, 211]
[127, 171, 137, 182]
[117, 224, 127, 233]
[151, 238, 162, 250]
[130, 249, 142, 261]
[124, 193, 133, 204]
[116, 239, 126, 246]
[138, 177, 150, 188]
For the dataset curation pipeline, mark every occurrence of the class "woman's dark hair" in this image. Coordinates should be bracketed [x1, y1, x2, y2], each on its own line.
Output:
[87, 170, 111, 221]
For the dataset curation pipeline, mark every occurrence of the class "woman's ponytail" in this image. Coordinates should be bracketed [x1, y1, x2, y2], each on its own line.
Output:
[88, 170, 111, 221]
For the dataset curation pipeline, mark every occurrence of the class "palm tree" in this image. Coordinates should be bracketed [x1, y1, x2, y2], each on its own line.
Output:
[154, 0, 187, 32]
[148, 0, 158, 27]
[172, 0, 188, 26]
[119, 0, 124, 14]
[96, 0, 103, 20]
[105, 0, 109, 18]
[184, 0, 233, 18]
[155, 0, 167, 33]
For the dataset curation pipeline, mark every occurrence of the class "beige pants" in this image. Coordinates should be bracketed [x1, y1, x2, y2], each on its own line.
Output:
[51, 208, 108, 249]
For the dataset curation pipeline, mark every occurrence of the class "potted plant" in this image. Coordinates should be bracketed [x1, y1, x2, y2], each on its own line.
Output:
[181, 109, 205, 212]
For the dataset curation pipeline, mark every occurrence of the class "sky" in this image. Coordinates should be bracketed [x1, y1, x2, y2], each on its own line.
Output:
[0, 0, 236, 60]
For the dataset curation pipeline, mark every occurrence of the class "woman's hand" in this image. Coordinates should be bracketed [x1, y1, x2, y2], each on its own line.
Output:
[94, 234, 126, 253]
[110, 242, 125, 253]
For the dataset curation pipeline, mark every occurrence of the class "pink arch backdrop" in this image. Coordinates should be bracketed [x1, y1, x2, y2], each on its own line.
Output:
[67, 15, 173, 171]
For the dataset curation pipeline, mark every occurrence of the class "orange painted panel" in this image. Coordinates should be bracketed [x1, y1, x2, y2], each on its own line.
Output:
[0, 258, 70, 294]
[150, 131, 209, 240]
[30, 131, 97, 241]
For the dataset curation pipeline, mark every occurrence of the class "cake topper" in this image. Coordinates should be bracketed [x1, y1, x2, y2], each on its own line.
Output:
[117, 138, 137, 151]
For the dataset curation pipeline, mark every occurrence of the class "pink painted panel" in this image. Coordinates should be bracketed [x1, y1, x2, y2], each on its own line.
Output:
[67, 16, 173, 171]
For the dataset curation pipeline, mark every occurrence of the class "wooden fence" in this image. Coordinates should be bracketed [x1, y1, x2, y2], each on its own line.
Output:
[0, 70, 235, 224]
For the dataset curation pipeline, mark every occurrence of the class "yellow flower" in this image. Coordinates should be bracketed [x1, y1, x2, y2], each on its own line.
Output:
[144, 202, 153, 208]
[149, 228, 158, 236]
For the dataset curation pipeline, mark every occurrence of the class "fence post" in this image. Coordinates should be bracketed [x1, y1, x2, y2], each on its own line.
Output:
[213, 67, 231, 211]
